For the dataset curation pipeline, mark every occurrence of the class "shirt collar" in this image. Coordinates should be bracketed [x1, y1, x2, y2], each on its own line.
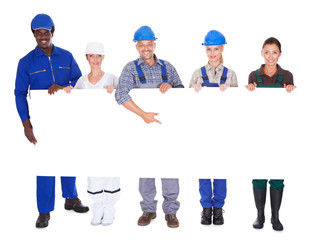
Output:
[205, 62, 224, 71]
[258, 64, 283, 75]
[34, 44, 60, 56]
[137, 54, 162, 66]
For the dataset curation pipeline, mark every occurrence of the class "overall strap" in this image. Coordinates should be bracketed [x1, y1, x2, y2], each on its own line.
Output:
[256, 69, 284, 88]
[200, 66, 209, 81]
[256, 69, 263, 86]
[276, 70, 284, 84]
[200, 66, 219, 87]
[133, 60, 146, 84]
[134, 59, 168, 84]
[220, 67, 228, 84]
[159, 59, 168, 83]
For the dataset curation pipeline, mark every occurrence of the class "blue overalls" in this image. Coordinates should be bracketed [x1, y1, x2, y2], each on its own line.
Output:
[199, 179, 227, 208]
[200, 66, 228, 87]
[133, 59, 168, 84]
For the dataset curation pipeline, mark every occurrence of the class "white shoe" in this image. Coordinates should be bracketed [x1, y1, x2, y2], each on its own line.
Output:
[91, 203, 104, 226]
[101, 206, 115, 226]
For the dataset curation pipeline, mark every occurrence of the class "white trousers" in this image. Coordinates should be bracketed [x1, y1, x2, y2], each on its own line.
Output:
[87, 177, 120, 226]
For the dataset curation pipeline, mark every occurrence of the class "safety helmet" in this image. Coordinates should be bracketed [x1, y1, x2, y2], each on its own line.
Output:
[31, 14, 54, 31]
[133, 26, 157, 42]
[202, 30, 227, 46]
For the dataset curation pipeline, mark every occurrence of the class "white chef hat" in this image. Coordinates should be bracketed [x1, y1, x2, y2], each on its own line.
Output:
[86, 42, 105, 55]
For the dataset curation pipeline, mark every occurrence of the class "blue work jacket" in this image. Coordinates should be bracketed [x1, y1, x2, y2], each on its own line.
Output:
[14, 45, 82, 121]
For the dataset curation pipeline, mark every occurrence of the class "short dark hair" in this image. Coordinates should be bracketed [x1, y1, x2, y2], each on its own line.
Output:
[31, 26, 55, 34]
[262, 37, 281, 52]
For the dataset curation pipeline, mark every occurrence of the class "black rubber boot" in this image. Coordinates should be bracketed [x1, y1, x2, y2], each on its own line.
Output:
[270, 188, 284, 231]
[253, 188, 266, 229]
[213, 207, 224, 225]
[201, 208, 212, 225]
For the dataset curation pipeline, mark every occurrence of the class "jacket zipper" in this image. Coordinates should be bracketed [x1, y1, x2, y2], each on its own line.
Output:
[48, 56, 56, 84]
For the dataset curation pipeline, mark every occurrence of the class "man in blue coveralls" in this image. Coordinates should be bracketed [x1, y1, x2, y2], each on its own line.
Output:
[14, 14, 89, 228]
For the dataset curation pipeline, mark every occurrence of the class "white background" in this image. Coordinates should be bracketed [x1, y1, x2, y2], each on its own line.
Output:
[1, 0, 333, 239]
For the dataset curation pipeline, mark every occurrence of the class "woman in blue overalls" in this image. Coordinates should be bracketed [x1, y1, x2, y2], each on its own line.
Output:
[190, 30, 238, 225]
[189, 30, 238, 91]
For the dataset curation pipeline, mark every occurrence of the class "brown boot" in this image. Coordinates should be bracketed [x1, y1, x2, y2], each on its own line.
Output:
[165, 214, 179, 228]
[138, 212, 157, 226]
[64, 197, 89, 213]
[36, 212, 50, 228]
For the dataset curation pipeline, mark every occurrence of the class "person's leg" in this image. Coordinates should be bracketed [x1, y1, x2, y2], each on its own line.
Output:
[199, 179, 213, 225]
[62, 176, 89, 213]
[61, 176, 77, 199]
[102, 177, 121, 226]
[36, 176, 55, 228]
[162, 178, 180, 228]
[252, 179, 268, 229]
[87, 177, 105, 226]
[212, 179, 226, 208]
[199, 179, 213, 208]
[138, 178, 157, 226]
[212, 179, 226, 225]
[269, 179, 284, 231]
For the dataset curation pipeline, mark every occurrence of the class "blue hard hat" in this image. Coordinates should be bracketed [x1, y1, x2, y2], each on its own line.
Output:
[202, 30, 227, 46]
[133, 26, 157, 42]
[31, 14, 54, 30]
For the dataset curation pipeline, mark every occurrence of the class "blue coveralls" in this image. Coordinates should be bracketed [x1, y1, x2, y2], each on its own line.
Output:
[14, 45, 82, 213]
[37, 176, 78, 213]
[14, 45, 81, 121]
[199, 179, 227, 208]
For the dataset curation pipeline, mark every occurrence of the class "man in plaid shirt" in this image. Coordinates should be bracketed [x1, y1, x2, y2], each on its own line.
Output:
[115, 26, 184, 124]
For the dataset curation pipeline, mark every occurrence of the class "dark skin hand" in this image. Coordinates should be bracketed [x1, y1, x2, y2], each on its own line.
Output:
[48, 84, 64, 95]
[22, 119, 37, 145]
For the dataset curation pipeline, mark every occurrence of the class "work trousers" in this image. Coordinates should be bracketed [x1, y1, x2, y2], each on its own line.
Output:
[252, 179, 284, 190]
[139, 178, 180, 215]
[199, 179, 227, 208]
[37, 176, 78, 213]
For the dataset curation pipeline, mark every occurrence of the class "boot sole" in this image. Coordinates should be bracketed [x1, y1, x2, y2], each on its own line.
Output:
[253, 224, 264, 229]
[65, 205, 89, 213]
[201, 221, 212, 225]
[138, 214, 156, 226]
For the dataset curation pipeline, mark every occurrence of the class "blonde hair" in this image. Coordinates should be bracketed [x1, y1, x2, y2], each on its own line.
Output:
[219, 55, 223, 64]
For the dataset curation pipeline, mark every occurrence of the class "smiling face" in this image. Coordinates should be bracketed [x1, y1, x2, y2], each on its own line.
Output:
[206, 45, 224, 65]
[33, 29, 53, 53]
[261, 44, 282, 66]
[136, 40, 156, 61]
[86, 54, 104, 69]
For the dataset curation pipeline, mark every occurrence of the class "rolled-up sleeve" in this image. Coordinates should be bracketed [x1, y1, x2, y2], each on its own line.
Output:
[115, 64, 135, 105]
[14, 59, 30, 122]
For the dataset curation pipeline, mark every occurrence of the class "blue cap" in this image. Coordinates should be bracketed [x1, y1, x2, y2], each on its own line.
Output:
[133, 26, 157, 42]
[202, 30, 227, 46]
[31, 14, 54, 30]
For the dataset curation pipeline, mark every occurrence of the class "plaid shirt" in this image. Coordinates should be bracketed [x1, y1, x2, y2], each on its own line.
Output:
[115, 55, 183, 105]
